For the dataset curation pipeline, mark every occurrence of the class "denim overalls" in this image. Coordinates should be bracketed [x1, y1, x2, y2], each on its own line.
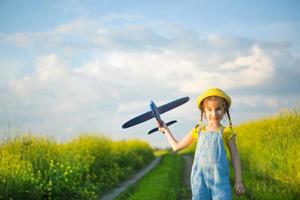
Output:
[191, 126, 232, 200]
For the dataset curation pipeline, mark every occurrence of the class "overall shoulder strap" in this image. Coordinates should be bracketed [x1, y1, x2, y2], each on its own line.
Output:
[219, 125, 226, 136]
[200, 121, 205, 131]
[196, 121, 204, 135]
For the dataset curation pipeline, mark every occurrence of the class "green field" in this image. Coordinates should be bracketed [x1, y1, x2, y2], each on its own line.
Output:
[116, 153, 188, 200]
[232, 111, 300, 199]
[0, 134, 154, 199]
[1, 111, 299, 200]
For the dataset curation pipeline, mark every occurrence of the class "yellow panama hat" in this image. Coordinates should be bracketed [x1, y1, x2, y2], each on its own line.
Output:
[196, 88, 231, 109]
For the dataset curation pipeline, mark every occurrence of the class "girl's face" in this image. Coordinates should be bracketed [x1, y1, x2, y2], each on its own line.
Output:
[203, 98, 225, 126]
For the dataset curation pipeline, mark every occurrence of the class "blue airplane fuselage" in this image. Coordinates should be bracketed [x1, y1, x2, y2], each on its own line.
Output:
[149, 101, 163, 125]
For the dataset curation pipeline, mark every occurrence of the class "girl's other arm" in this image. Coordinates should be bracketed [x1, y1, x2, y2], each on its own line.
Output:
[158, 122, 194, 152]
[227, 136, 245, 196]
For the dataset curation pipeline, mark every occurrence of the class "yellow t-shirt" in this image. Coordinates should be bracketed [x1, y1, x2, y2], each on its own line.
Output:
[190, 123, 236, 145]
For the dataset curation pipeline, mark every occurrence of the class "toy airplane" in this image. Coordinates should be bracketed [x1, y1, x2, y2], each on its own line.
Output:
[122, 97, 189, 134]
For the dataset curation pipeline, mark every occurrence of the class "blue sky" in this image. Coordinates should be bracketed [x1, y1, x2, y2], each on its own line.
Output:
[1, 0, 300, 147]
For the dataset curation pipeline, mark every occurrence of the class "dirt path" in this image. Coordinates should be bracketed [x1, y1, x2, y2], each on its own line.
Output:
[182, 154, 193, 199]
[100, 157, 161, 200]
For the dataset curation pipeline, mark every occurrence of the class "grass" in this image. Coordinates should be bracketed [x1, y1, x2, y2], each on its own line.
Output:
[0, 134, 155, 200]
[115, 153, 188, 200]
[1, 110, 299, 199]
[233, 110, 300, 200]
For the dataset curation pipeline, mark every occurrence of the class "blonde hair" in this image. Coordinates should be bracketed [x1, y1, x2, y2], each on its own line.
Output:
[200, 96, 233, 128]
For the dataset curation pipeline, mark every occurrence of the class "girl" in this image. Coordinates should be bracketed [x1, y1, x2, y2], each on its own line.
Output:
[158, 88, 245, 200]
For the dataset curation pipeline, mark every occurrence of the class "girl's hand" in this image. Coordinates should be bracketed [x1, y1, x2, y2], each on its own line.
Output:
[157, 121, 167, 134]
[234, 181, 245, 196]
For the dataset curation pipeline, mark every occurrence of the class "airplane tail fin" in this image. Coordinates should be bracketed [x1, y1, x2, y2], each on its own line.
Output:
[148, 120, 177, 135]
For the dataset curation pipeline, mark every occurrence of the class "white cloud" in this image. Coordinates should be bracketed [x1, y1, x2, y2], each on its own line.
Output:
[1, 17, 299, 147]
[101, 13, 143, 22]
[36, 54, 68, 81]
[234, 95, 279, 108]
[86, 47, 278, 96]
[9, 76, 33, 97]
[8, 54, 69, 97]
[53, 18, 96, 34]
[0, 33, 31, 48]
[5, 42, 279, 142]
[208, 34, 237, 47]
[0, 18, 98, 51]
[175, 45, 274, 93]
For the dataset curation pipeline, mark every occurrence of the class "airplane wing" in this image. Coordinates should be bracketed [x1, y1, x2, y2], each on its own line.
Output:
[122, 111, 154, 128]
[157, 97, 189, 114]
[121, 97, 189, 129]
[148, 120, 177, 134]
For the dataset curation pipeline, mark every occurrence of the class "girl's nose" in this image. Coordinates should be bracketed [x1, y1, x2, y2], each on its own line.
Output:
[211, 110, 216, 116]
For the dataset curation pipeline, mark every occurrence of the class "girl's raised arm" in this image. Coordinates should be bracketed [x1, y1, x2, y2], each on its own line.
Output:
[158, 121, 195, 152]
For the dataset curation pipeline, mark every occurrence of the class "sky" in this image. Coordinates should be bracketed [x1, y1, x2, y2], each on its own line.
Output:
[0, 0, 300, 148]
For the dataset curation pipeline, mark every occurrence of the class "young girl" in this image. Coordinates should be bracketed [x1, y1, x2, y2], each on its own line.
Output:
[158, 88, 245, 200]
